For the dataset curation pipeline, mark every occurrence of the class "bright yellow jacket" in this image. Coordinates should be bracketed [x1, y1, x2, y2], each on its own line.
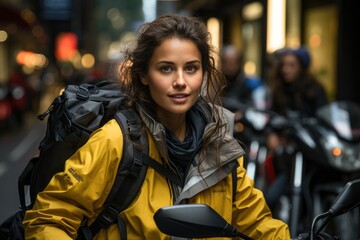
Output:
[23, 104, 290, 239]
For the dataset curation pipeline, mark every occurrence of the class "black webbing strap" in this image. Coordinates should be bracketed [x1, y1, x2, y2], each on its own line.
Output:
[78, 219, 92, 240]
[232, 166, 237, 202]
[117, 215, 127, 239]
[141, 154, 182, 186]
[231, 160, 240, 202]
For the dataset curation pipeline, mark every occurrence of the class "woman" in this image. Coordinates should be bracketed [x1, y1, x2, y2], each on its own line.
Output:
[23, 14, 290, 239]
[266, 46, 328, 164]
[269, 46, 328, 118]
[265, 47, 328, 211]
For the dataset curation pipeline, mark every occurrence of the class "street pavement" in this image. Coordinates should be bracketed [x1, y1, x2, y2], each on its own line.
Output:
[0, 114, 46, 223]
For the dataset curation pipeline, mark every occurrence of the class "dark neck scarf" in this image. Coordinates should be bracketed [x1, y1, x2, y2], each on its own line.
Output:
[165, 103, 208, 173]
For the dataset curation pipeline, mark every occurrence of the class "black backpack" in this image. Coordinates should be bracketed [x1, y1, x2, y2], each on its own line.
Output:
[0, 80, 180, 240]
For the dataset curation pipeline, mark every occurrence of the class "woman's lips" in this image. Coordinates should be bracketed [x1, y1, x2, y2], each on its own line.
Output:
[169, 93, 190, 103]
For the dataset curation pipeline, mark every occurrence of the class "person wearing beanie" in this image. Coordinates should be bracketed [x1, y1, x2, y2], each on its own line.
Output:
[269, 46, 327, 117]
[291, 46, 311, 70]
[264, 46, 328, 214]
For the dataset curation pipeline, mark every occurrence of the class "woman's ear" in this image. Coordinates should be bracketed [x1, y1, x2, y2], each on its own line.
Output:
[140, 74, 149, 85]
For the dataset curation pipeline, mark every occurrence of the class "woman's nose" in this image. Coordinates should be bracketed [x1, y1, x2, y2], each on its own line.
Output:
[172, 72, 186, 88]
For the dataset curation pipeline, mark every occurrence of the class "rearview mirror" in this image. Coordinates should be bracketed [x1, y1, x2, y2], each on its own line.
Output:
[329, 179, 360, 217]
[154, 204, 253, 240]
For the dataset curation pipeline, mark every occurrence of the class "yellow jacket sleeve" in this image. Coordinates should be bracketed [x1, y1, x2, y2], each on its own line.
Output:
[23, 119, 123, 240]
[232, 157, 290, 239]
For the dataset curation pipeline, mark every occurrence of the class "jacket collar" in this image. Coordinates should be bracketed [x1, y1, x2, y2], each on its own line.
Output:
[136, 102, 244, 203]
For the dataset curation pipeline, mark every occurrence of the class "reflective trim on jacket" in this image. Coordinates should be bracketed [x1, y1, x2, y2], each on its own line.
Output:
[23, 105, 290, 239]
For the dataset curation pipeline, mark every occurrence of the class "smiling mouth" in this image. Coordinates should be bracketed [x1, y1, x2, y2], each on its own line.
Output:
[169, 93, 190, 98]
[169, 93, 190, 103]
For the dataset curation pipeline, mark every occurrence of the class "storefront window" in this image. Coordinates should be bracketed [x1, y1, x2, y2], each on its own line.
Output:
[304, 4, 338, 101]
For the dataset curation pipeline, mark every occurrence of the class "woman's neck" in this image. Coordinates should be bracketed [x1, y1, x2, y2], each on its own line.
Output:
[158, 112, 187, 141]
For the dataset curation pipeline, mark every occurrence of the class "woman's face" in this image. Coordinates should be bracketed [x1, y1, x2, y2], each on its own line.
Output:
[280, 53, 302, 83]
[141, 37, 203, 119]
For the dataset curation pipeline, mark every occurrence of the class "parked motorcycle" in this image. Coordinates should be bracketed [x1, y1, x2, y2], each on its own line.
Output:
[223, 85, 272, 190]
[154, 179, 360, 240]
[267, 101, 360, 238]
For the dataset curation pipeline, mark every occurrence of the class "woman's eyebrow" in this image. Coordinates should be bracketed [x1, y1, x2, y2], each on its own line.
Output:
[156, 60, 201, 65]
[186, 60, 201, 64]
[157, 61, 174, 64]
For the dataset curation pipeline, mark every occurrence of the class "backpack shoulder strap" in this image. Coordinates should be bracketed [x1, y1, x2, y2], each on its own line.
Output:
[84, 108, 148, 238]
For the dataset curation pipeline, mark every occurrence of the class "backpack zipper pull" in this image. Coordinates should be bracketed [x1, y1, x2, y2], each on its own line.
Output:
[37, 96, 62, 120]
[37, 104, 53, 120]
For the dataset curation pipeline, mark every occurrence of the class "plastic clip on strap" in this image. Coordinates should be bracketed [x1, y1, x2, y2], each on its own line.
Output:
[130, 151, 143, 177]
[76, 86, 90, 100]
[83, 205, 123, 240]
[98, 205, 120, 229]
[126, 117, 142, 140]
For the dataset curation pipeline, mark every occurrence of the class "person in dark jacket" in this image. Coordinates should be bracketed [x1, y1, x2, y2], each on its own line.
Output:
[265, 46, 328, 212]
[269, 46, 328, 117]
[23, 14, 290, 239]
[220, 44, 264, 111]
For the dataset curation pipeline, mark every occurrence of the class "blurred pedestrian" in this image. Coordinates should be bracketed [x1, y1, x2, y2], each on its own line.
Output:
[268, 46, 328, 118]
[265, 46, 328, 211]
[220, 44, 264, 113]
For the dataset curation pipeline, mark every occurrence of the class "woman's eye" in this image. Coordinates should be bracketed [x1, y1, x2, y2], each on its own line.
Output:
[160, 66, 172, 73]
[185, 65, 199, 73]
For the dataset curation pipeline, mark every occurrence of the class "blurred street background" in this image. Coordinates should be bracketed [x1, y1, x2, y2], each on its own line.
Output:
[1, 0, 360, 226]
